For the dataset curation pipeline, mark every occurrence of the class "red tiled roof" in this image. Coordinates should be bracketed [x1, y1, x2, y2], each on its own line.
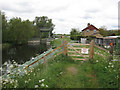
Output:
[82, 24, 99, 31]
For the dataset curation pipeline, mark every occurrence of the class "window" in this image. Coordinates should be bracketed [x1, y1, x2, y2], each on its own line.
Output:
[94, 29, 96, 33]
[87, 29, 89, 32]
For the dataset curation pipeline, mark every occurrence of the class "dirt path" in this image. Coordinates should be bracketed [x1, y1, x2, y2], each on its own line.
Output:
[66, 66, 78, 75]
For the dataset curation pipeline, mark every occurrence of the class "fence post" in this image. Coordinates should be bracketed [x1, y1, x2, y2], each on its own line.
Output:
[89, 40, 94, 59]
[63, 40, 67, 55]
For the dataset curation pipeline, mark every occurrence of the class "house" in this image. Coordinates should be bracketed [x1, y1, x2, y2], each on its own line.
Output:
[82, 23, 103, 38]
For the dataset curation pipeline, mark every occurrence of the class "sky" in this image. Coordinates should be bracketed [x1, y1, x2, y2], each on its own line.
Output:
[0, 0, 119, 34]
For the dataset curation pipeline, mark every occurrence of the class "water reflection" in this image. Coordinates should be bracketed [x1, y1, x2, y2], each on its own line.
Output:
[2, 43, 50, 64]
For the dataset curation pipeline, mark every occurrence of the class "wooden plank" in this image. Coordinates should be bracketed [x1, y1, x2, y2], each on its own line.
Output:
[68, 54, 89, 57]
[68, 51, 77, 53]
[69, 45, 82, 55]
[95, 52, 105, 58]
[53, 51, 63, 57]
[68, 47, 89, 50]
[72, 58, 88, 60]
[69, 43, 90, 46]
[94, 44, 109, 52]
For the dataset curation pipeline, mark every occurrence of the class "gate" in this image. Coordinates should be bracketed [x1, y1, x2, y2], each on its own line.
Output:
[68, 40, 94, 61]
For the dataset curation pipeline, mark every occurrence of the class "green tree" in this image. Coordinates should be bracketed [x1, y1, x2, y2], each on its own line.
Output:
[70, 28, 79, 40]
[33, 16, 55, 38]
[8, 17, 34, 44]
[1, 11, 9, 42]
[99, 26, 108, 37]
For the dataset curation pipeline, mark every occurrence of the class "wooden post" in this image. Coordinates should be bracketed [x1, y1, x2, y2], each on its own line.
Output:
[89, 40, 94, 59]
[26, 66, 28, 73]
[63, 40, 67, 55]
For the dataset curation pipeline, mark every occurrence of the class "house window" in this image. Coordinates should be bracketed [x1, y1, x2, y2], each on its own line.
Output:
[87, 29, 89, 32]
[94, 29, 96, 33]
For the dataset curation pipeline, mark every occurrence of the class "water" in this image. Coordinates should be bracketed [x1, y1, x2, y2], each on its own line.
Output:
[2, 43, 51, 65]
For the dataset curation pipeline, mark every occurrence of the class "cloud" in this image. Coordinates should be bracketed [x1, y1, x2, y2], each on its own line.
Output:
[0, 0, 119, 34]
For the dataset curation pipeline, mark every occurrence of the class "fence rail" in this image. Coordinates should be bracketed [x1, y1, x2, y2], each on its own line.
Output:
[25, 41, 68, 72]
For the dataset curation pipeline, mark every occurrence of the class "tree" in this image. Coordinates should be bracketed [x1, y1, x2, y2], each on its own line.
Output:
[99, 26, 108, 37]
[8, 17, 34, 44]
[33, 16, 55, 38]
[70, 28, 79, 40]
[1, 11, 9, 43]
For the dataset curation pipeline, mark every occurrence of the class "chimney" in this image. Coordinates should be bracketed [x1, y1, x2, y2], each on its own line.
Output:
[87, 23, 90, 27]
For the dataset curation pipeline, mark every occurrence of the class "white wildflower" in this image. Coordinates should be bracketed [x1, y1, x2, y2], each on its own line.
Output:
[14, 85, 17, 88]
[108, 66, 110, 67]
[10, 80, 13, 84]
[105, 67, 107, 69]
[4, 62, 7, 65]
[18, 69, 21, 72]
[0, 67, 2, 71]
[46, 85, 48, 87]
[13, 61, 16, 64]
[34, 73, 35, 76]
[109, 62, 112, 64]
[41, 83, 44, 87]
[10, 65, 13, 68]
[15, 80, 18, 83]
[15, 63, 18, 66]
[41, 79, 45, 82]
[4, 79, 8, 83]
[60, 72, 63, 74]
[39, 80, 42, 83]
[3, 82, 6, 85]
[35, 85, 39, 88]
[28, 79, 31, 81]
[25, 81, 28, 83]
[96, 60, 98, 62]
[111, 65, 114, 67]
[32, 57, 35, 60]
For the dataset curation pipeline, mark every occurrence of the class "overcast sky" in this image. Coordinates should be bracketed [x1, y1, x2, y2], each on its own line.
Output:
[0, 0, 119, 34]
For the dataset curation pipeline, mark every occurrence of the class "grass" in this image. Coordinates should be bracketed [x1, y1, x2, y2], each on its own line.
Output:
[2, 54, 99, 88]
[51, 37, 71, 48]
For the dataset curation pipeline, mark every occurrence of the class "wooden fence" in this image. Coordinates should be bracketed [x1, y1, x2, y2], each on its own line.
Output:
[25, 40, 68, 72]
[25, 40, 109, 72]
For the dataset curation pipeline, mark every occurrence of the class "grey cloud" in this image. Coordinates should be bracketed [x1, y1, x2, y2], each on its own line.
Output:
[82, 16, 92, 19]
[39, 5, 69, 13]
[81, 14, 92, 19]
[58, 18, 65, 22]
[1, 2, 34, 14]
[85, 9, 100, 13]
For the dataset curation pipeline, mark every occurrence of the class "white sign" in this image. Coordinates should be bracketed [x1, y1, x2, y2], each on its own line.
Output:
[81, 38, 86, 44]
[81, 48, 88, 54]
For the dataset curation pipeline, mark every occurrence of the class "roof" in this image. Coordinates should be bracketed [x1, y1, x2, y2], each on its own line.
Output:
[103, 36, 120, 39]
[82, 24, 99, 31]
[96, 36, 120, 39]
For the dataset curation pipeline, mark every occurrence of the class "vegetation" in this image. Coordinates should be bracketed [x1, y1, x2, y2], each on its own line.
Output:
[1, 37, 119, 88]
[1, 11, 54, 45]
[70, 28, 81, 40]
[99, 26, 120, 37]
[33, 16, 55, 38]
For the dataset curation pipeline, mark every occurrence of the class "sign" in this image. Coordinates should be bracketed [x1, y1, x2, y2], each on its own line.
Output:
[81, 48, 88, 54]
[81, 38, 86, 44]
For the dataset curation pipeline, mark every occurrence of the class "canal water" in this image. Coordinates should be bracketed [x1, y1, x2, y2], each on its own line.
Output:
[2, 43, 51, 65]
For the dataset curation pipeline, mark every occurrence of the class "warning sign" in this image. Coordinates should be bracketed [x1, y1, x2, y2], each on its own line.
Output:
[81, 48, 88, 54]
